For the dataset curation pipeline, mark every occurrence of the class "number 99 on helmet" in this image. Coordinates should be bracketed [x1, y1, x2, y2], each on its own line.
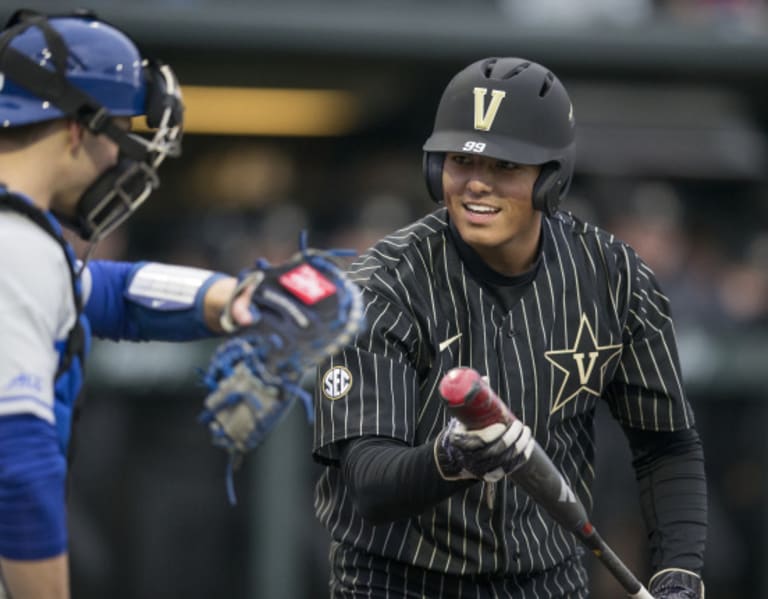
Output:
[423, 57, 576, 216]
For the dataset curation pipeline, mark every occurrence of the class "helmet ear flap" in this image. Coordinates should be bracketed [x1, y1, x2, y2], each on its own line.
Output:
[532, 163, 564, 216]
[422, 152, 445, 204]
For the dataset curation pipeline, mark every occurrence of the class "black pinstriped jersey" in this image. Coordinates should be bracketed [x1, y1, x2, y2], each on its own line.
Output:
[313, 207, 694, 598]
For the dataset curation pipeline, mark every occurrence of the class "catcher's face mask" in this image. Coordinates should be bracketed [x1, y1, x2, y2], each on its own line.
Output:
[0, 9, 184, 242]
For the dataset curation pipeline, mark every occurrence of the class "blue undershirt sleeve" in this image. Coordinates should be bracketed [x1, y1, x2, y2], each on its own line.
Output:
[85, 260, 227, 342]
[0, 414, 67, 560]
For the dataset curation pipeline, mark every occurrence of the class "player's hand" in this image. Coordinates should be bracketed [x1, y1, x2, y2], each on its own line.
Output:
[225, 282, 258, 329]
[202, 278, 258, 333]
[434, 416, 533, 482]
[648, 568, 704, 599]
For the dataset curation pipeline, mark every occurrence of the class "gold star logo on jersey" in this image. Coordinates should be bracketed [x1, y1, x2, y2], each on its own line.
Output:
[544, 314, 622, 414]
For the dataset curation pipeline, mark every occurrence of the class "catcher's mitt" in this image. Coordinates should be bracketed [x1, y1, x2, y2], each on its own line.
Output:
[199, 232, 365, 503]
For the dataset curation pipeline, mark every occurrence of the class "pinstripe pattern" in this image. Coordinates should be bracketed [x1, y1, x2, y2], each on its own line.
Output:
[314, 207, 693, 597]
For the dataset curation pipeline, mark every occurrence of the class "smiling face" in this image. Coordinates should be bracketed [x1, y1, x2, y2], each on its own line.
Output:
[442, 152, 543, 276]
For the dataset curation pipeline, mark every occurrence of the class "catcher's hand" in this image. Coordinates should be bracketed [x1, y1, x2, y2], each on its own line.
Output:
[199, 232, 365, 503]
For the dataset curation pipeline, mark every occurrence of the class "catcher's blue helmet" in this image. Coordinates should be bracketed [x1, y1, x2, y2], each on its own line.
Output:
[0, 9, 183, 242]
[0, 14, 147, 127]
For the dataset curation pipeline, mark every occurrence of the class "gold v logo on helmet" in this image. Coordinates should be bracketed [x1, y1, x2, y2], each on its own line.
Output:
[473, 87, 506, 131]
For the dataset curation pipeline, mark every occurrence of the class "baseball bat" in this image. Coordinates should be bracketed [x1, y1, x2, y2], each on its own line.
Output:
[438, 367, 654, 599]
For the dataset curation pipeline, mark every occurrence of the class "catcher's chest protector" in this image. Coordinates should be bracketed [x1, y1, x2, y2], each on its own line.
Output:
[0, 192, 89, 456]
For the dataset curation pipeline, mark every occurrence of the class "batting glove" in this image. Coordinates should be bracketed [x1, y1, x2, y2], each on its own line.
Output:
[648, 568, 705, 599]
[434, 417, 533, 482]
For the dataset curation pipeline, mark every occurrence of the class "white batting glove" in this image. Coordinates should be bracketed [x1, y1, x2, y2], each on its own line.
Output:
[434, 417, 534, 482]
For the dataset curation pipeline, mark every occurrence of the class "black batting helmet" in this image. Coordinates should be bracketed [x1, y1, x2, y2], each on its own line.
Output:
[422, 57, 575, 216]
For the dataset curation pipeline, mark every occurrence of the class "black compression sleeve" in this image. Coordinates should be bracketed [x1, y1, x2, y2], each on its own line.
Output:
[340, 435, 474, 524]
[624, 427, 707, 575]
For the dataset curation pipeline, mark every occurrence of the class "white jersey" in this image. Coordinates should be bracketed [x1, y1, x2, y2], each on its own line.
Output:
[0, 211, 77, 424]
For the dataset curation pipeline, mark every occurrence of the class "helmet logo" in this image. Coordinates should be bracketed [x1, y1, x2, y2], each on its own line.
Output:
[473, 87, 507, 131]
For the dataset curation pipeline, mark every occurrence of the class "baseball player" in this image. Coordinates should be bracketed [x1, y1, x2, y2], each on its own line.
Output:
[0, 10, 260, 598]
[313, 57, 707, 598]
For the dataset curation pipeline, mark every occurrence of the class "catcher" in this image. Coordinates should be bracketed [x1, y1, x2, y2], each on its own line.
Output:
[0, 8, 363, 598]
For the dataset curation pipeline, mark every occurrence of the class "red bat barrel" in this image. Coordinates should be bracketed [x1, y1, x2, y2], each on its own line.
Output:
[438, 367, 516, 429]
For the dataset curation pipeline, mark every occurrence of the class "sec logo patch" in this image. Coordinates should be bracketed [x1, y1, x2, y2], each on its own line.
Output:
[322, 366, 352, 400]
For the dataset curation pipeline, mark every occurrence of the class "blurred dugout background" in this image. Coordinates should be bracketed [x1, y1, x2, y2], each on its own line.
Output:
[4, 0, 767, 597]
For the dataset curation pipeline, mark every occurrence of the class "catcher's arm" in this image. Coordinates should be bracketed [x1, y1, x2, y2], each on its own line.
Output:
[199, 232, 365, 503]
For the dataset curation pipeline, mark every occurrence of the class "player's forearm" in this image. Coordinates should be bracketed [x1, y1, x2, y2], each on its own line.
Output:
[340, 435, 473, 524]
[628, 427, 707, 574]
[0, 554, 70, 599]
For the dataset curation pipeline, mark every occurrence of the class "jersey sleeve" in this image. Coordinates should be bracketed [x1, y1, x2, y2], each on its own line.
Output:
[0, 215, 74, 424]
[313, 290, 422, 464]
[604, 246, 695, 432]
